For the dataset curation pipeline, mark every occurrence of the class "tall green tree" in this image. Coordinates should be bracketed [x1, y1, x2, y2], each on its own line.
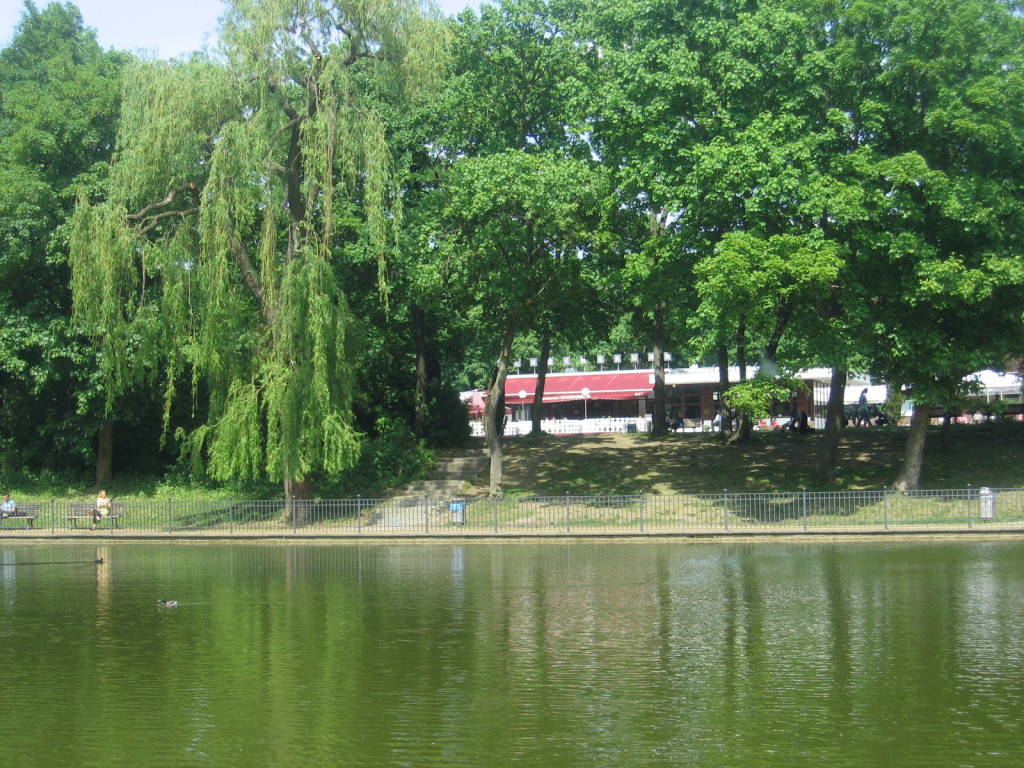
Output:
[818, 0, 1024, 489]
[575, 0, 801, 436]
[451, 0, 614, 445]
[683, 3, 874, 460]
[0, 2, 129, 481]
[434, 150, 608, 494]
[70, 0, 447, 506]
[423, 0, 609, 492]
[345, 19, 479, 447]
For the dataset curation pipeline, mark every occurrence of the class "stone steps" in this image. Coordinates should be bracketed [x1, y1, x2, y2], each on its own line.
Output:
[404, 479, 471, 496]
[426, 456, 489, 479]
[406, 449, 488, 493]
[365, 447, 491, 529]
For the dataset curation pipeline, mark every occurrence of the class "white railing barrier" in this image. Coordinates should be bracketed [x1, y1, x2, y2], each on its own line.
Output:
[470, 417, 651, 437]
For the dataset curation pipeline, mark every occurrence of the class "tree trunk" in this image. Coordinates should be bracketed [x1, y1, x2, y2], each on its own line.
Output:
[531, 333, 552, 435]
[96, 416, 114, 486]
[284, 476, 314, 526]
[736, 317, 747, 381]
[733, 414, 754, 442]
[729, 319, 752, 443]
[651, 302, 668, 436]
[486, 317, 519, 496]
[717, 345, 730, 440]
[412, 304, 428, 439]
[893, 403, 930, 491]
[814, 368, 847, 484]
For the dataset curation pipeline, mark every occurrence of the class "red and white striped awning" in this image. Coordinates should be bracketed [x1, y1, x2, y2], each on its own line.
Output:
[502, 371, 654, 403]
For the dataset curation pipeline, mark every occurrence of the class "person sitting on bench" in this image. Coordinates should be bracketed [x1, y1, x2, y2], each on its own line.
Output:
[92, 490, 112, 529]
[1, 493, 16, 518]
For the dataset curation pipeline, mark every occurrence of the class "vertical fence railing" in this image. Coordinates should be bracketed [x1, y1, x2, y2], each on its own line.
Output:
[967, 485, 973, 529]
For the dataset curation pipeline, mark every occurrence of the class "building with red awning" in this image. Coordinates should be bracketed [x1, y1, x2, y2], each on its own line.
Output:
[468, 366, 827, 435]
[505, 371, 655, 403]
[464, 364, 1023, 437]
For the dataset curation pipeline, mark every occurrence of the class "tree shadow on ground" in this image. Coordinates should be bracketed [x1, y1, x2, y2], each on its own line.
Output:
[174, 501, 281, 528]
[500, 423, 1024, 496]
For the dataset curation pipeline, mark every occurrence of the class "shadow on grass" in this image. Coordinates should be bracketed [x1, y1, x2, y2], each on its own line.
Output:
[724, 493, 879, 523]
[725, 488, 980, 524]
[171, 501, 281, 529]
[172, 500, 368, 529]
[501, 423, 1024, 496]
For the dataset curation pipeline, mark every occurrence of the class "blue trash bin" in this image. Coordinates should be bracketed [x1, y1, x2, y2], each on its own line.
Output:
[449, 500, 466, 524]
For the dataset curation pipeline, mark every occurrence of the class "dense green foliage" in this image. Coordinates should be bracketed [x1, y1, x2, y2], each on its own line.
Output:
[1, 0, 1022, 497]
[0, 2, 138, 475]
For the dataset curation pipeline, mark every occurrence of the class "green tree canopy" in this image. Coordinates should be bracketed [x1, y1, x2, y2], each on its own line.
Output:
[0, 1, 129, 476]
[819, 0, 1024, 488]
[69, 0, 448, 502]
[434, 149, 609, 492]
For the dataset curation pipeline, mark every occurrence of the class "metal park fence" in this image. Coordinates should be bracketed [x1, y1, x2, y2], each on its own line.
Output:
[1, 487, 1022, 537]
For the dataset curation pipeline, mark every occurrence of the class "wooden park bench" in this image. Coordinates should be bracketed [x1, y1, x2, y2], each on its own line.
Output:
[1, 502, 42, 528]
[67, 501, 125, 529]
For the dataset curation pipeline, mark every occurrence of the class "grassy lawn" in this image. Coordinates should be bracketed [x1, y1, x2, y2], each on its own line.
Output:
[439, 487, 1022, 531]
[3, 421, 1021, 504]
[496, 421, 1024, 496]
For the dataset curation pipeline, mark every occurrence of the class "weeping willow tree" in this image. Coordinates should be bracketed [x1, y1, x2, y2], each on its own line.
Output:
[70, 0, 447, 509]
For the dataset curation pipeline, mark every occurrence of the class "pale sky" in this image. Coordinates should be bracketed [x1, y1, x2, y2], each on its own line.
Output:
[1, 0, 479, 59]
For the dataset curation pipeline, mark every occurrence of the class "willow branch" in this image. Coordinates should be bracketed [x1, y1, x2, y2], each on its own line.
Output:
[276, 117, 303, 136]
[138, 207, 199, 235]
[298, 22, 323, 60]
[127, 185, 197, 222]
[230, 233, 265, 305]
[267, 78, 300, 123]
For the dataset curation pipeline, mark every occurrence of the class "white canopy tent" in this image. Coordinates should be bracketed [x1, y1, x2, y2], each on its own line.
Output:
[963, 370, 1023, 401]
[843, 384, 888, 405]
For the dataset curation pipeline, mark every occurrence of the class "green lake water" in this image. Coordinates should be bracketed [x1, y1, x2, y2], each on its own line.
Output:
[1, 540, 1022, 767]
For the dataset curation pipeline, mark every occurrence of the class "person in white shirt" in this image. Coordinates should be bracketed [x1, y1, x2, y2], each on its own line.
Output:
[92, 490, 112, 529]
